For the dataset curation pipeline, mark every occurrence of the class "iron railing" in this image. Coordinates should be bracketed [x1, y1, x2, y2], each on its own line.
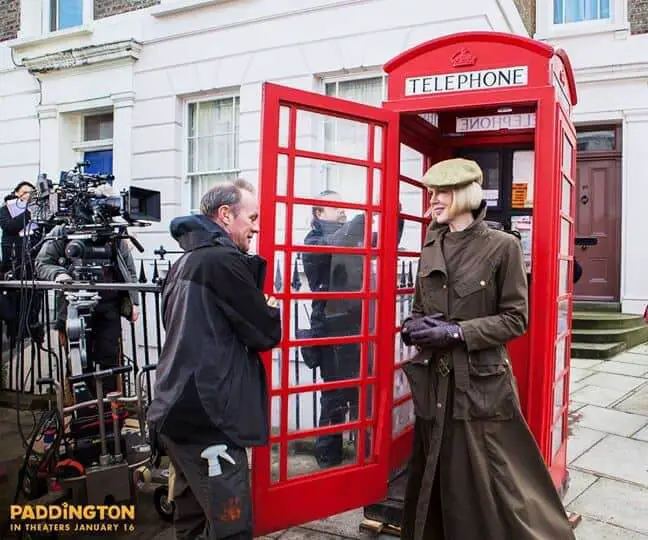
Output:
[0, 254, 417, 433]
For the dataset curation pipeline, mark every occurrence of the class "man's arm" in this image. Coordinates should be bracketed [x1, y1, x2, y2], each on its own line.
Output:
[34, 230, 68, 281]
[208, 252, 281, 352]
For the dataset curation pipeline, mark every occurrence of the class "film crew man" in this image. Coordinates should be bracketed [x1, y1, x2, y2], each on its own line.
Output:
[148, 180, 281, 540]
[35, 186, 139, 395]
[302, 191, 403, 468]
[0, 181, 45, 343]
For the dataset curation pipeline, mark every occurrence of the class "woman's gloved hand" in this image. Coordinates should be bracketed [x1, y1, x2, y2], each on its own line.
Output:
[401, 313, 445, 346]
[401, 317, 426, 346]
[409, 322, 463, 349]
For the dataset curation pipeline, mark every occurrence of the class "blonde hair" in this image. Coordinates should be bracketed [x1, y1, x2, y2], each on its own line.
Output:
[448, 181, 483, 219]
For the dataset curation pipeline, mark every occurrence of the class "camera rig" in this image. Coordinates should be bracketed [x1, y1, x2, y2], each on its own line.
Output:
[26, 161, 161, 413]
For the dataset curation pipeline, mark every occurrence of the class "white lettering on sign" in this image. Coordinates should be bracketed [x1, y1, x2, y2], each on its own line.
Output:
[405, 66, 529, 96]
[456, 113, 536, 133]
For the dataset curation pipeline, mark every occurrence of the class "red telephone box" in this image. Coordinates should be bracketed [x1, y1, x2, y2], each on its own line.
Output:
[253, 31, 578, 536]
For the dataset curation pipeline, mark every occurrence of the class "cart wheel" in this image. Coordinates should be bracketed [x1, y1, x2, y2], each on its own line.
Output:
[154, 485, 175, 522]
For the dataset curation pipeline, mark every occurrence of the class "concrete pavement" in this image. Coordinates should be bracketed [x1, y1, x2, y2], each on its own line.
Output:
[3, 343, 648, 539]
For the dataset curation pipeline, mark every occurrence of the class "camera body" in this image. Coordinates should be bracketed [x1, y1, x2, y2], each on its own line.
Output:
[30, 162, 161, 280]
[31, 162, 161, 230]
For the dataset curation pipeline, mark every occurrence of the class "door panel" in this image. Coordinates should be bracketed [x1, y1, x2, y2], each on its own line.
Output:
[574, 158, 621, 301]
[253, 82, 400, 536]
[83, 150, 113, 174]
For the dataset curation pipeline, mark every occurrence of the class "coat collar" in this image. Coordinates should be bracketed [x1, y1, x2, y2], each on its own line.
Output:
[423, 200, 489, 247]
[419, 201, 489, 278]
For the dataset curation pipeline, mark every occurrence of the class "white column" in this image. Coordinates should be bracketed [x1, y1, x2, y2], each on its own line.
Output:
[111, 92, 135, 192]
[37, 105, 59, 180]
[621, 109, 648, 314]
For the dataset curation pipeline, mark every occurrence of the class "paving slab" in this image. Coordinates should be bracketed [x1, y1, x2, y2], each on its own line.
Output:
[572, 358, 604, 370]
[574, 516, 648, 539]
[592, 361, 648, 378]
[571, 367, 596, 383]
[570, 400, 587, 412]
[564, 469, 599, 506]
[627, 344, 648, 355]
[613, 352, 648, 366]
[615, 385, 648, 416]
[632, 425, 648, 442]
[571, 385, 634, 408]
[574, 405, 648, 437]
[572, 435, 648, 488]
[570, 378, 590, 394]
[280, 529, 355, 539]
[577, 373, 645, 393]
[567, 425, 607, 463]
[301, 509, 364, 539]
[568, 477, 648, 536]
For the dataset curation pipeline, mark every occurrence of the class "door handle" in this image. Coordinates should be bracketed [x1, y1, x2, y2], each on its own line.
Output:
[580, 194, 590, 205]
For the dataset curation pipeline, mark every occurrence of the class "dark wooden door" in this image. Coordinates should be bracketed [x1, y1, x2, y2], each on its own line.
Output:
[574, 158, 621, 301]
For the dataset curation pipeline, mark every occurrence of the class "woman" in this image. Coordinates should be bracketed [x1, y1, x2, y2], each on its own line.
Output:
[400, 158, 574, 540]
[0, 181, 44, 342]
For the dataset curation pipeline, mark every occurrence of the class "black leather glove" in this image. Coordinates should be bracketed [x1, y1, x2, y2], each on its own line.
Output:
[409, 323, 463, 349]
[401, 313, 445, 346]
[401, 317, 427, 346]
[420, 315, 453, 330]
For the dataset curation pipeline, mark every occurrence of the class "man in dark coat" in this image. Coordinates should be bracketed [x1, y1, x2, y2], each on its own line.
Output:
[303, 192, 403, 468]
[148, 179, 281, 540]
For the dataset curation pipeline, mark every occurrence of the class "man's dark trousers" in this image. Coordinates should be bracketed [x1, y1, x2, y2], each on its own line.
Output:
[159, 432, 253, 540]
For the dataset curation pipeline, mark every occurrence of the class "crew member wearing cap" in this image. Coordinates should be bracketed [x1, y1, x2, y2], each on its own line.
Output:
[399, 158, 574, 540]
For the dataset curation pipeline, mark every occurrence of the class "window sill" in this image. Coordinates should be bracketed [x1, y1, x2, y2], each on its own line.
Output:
[73, 139, 114, 152]
[536, 21, 630, 41]
[9, 25, 94, 52]
[151, 0, 236, 18]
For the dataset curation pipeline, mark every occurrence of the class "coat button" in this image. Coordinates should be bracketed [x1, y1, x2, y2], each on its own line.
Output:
[480, 280, 486, 287]
[437, 403, 442, 409]
[443, 284, 447, 289]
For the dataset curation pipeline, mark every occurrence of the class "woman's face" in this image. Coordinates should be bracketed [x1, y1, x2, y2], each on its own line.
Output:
[428, 188, 454, 224]
[15, 185, 34, 202]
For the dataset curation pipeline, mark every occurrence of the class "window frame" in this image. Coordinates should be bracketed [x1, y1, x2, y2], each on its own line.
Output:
[536, 0, 628, 39]
[553, 0, 611, 25]
[44, 0, 93, 33]
[183, 93, 241, 214]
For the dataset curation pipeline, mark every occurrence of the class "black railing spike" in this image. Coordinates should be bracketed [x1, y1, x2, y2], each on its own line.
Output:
[291, 254, 302, 291]
[152, 259, 159, 283]
[138, 260, 147, 283]
[399, 259, 406, 288]
[407, 261, 414, 288]
[274, 259, 283, 292]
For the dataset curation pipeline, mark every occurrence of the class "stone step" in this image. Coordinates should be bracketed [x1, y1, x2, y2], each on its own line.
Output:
[571, 341, 627, 359]
[572, 312, 646, 331]
[572, 325, 648, 347]
[573, 301, 621, 313]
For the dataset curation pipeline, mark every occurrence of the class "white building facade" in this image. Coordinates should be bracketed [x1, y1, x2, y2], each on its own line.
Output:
[0, 0, 530, 265]
[536, 0, 648, 314]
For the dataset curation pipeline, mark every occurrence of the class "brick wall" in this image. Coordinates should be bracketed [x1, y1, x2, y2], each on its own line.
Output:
[513, 0, 536, 36]
[0, 0, 20, 42]
[630, 0, 648, 34]
[94, 0, 160, 20]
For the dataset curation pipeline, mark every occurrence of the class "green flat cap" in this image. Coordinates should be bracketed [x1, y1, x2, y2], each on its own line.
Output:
[422, 158, 483, 188]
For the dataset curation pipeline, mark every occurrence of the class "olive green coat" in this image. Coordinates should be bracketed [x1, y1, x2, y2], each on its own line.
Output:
[401, 207, 574, 540]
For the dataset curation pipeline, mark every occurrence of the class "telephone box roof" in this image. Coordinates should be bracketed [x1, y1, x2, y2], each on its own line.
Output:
[383, 31, 578, 106]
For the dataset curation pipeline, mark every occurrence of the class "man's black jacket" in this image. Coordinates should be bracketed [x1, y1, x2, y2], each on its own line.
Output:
[147, 215, 281, 447]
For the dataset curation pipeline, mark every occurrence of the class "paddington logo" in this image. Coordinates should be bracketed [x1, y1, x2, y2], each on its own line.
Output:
[9, 504, 136, 534]
[218, 497, 242, 522]
[451, 48, 477, 67]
